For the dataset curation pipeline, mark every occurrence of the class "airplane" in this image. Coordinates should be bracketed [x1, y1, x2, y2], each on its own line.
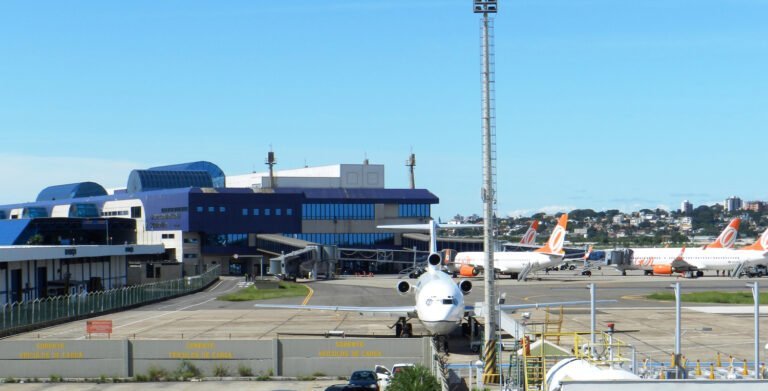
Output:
[615, 218, 766, 277]
[253, 219, 608, 347]
[739, 227, 768, 252]
[703, 218, 740, 249]
[452, 214, 570, 280]
[519, 220, 539, 245]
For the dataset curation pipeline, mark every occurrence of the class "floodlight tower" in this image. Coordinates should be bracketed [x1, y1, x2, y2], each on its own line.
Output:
[473, 0, 499, 384]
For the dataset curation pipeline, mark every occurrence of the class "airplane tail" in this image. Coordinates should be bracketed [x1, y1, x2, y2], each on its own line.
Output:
[535, 214, 568, 255]
[520, 220, 539, 245]
[742, 228, 768, 251]
[705, 218, 740, 249]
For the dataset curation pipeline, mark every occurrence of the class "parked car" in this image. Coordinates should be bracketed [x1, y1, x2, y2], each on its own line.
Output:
[348, 370, 380, 390]
[375, 363, 415, 390]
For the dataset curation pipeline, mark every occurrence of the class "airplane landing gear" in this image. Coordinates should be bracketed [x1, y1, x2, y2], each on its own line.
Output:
[393, 317, 412, 338]
[434, 335, 449, 353]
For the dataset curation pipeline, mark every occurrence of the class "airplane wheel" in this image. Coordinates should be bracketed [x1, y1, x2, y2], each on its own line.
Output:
[622, 270, 627, 276]
[462, 323, 470, 336]
[402, 323, 413, 338]
[395, 323, 403, 337]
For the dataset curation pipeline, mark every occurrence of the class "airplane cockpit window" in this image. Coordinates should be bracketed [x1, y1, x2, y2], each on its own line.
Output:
[442, 298, 455, 305]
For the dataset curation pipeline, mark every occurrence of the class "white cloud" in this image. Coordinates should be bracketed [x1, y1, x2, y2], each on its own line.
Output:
[506, 209, 533, 218]
[537, 205, 575, 216]
[0, 154, 142, 204]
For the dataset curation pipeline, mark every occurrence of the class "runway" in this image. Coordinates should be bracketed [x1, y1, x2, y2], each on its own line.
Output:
[4, 269, 766, 366]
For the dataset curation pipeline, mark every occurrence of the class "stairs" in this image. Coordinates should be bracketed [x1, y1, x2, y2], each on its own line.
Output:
[523, 355, 546, 390]
[518, 263, 534, 281]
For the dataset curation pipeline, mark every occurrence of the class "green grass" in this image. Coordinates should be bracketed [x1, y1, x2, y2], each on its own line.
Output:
[217, 282, 308, 302]
[647, 291, 768, 304]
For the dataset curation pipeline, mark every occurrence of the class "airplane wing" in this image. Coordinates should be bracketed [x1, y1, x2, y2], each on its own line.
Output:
[254, 303, 417, 317]
[464, 300, 615, 316]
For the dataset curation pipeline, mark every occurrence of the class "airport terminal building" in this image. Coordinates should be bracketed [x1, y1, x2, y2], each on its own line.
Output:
[0, 161, 438, 304]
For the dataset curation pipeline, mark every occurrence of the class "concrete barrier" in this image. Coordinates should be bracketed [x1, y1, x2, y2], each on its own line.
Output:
[0, 340, 128, 378]
[0, 337, 430, 379]
[132, 340, 275, 377]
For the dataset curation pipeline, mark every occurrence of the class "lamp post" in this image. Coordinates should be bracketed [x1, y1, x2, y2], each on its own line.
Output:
[473, 0, 499, 384]
[747, 282, 760, 378]
[671, 282, 682, 379]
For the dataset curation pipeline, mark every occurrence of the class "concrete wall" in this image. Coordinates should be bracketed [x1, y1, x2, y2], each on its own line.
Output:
[0, 338, 430, 379]
[0, 340, 128, 378]
[132, 340, 275, 377]
[279, 337, 431, 376]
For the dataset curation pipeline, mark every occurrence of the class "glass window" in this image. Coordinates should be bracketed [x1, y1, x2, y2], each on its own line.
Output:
[265, 208, 271, 216]
[196, 206, 203, 212]
[242, 208, 248, 216]
[219, 206, 226, 213]
[208, 206, 215, 212]
[253, 208, 259, 216]
[287, 208, 293, 216]
[276, 208, 281, 216]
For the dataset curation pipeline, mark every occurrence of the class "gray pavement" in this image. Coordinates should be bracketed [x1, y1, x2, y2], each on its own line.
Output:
[4, 270, 768, 368]
[0, 380, 343, 390]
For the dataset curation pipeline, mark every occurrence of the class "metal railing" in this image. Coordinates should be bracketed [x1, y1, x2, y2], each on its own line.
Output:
[1, 266, 220, 336]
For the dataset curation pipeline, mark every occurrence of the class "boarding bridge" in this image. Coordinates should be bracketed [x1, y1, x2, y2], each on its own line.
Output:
[606, 249, 634, 275]
[269, 245, 338, 281]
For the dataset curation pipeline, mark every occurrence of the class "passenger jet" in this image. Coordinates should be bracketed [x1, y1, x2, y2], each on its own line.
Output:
[253, 219, 602, 340]
[453, 214, 570, 279]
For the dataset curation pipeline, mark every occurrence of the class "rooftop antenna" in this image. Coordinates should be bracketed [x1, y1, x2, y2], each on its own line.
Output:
[266, 148, 277, 189]
[406, 152, 416, 189]
[474, 0, 499, 384]
[363, 152, 369, 165]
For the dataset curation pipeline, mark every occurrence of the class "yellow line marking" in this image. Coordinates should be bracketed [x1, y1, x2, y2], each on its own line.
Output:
[302, 285, 314, 306]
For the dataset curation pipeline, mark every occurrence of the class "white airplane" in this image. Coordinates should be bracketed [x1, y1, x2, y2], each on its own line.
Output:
[618, 218, 767, 277]
[735, 227, 768, 266]
[253, 220, 604, 340]
[453, 214, 569, 279]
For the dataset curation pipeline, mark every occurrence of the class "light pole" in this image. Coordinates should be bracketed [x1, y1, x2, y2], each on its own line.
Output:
[671, 282, 682, 379]
[473, 0, 499, 384]
[747, 282, 760, 378]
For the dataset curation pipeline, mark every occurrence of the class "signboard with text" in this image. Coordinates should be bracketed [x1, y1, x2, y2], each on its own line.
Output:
[86, 320, 112, 335]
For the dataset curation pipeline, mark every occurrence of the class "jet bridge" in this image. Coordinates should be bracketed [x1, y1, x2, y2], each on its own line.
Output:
[605, 249, 634, 275]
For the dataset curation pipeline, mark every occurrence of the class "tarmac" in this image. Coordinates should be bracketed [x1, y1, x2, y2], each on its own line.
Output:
[3, 269, 768, 388]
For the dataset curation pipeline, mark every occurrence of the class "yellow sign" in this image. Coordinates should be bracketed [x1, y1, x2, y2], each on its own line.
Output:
[318, 340, 382, 358]
[18, 343, 84, 360]
[168, 341, 234, 359]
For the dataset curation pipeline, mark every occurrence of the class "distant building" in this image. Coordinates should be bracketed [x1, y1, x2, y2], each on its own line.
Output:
[743, 201, 765, 213]
[681, 200, 693, 215]
[724, 196, 743, 213]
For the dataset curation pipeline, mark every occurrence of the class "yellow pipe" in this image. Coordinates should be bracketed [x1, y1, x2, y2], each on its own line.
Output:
[716, 352, 721, 367]
[695, 360, 702, 376]
[709, 364, 715, 380]
[742, 359, 749, 376]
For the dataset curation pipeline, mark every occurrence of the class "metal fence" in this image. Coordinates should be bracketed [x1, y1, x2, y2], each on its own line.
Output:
[1, 266, 220, 336]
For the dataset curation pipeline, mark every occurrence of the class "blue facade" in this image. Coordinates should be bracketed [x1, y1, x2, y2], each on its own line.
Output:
[127, 170, 213, 193]
[149, 161, 226, 188]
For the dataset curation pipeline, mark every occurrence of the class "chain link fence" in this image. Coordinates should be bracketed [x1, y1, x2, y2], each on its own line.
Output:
[1, 266, 220, 337]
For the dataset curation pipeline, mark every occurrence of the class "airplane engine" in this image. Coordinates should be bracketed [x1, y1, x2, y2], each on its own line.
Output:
[652, 265, 673, 275]
[427, 253, 442, 267]
[459, 264, 479, 277]
[458, 279, 472, 295]
[396, 280, 411, 295]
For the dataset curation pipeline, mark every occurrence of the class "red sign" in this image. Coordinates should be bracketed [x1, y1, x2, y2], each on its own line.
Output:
[86, 320, 113, 335]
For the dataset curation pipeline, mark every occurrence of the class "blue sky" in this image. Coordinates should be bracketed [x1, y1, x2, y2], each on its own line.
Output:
[1, 0, 766, 220]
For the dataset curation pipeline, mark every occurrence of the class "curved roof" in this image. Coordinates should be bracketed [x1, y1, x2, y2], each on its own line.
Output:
[127, 170, 213, 193]
[149, 161, 225, 188]
[36, 182, 108, 202]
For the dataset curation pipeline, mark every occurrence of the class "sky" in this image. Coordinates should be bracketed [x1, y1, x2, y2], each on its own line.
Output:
[1, 0, 767, 220]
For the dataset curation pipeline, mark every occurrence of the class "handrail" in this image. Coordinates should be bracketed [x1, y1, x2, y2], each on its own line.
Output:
[1, 265, 220, 336]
